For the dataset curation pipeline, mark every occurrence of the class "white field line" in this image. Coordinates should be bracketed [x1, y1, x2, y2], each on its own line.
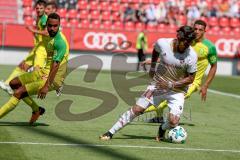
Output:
[0, 141, 240, 153]
[208, 89, 240, 99]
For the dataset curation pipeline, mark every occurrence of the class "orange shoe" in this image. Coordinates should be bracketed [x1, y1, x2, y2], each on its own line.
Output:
[29, 107, 45, 125]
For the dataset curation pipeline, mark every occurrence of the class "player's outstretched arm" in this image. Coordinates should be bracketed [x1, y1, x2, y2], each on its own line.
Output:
[200, 63, 217, 101]
[26, 25, 49, 36]
[149, 48, 159, 78]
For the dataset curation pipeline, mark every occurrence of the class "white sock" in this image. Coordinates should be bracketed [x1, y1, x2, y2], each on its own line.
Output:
[109, 108, 137, 135]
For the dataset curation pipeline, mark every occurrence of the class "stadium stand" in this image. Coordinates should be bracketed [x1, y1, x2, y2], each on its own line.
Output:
[0, 0, 18, 23]
[2, 0, 240, 35]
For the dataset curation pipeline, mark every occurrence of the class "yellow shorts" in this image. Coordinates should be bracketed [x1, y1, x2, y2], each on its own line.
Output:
[25, 43, 47, 68]
[18, 70, 46, 96]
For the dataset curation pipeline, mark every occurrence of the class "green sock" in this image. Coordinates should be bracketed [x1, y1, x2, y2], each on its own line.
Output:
[23, 97, 39, 112]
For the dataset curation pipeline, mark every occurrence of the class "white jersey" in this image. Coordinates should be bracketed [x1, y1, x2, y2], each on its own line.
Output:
[153, 38, 197, 92]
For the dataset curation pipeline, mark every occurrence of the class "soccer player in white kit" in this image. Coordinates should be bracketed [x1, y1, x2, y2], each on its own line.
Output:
[100, 26, 198, 141]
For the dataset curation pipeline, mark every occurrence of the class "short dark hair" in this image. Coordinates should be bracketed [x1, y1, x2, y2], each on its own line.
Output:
[35, 0, 47, 7]
[47, 12, 60, 22]
[177, 25, 196, 43]
[46, 1, 58, 10]
[194, 19, 207, 29]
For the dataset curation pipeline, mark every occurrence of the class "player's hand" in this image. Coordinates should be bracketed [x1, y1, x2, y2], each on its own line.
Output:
[26, 26, 34, 32]
[141, 59, 152, 66]
[38, 85, 49, 99]
[199, 85, 208, 101]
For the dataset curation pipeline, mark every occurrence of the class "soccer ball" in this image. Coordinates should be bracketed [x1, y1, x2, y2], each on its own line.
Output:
[167, 126, 187, 143]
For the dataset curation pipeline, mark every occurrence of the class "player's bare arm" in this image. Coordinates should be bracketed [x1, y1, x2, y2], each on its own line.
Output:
[26, 25, 49, 36]
[149, 48, 160, 78]
[156, 72, 196, 90]
[200, 63, 217, 101]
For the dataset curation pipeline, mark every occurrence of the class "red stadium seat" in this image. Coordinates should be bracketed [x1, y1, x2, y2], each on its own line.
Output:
[23, 6, 33, 17]
[141, 0, 150, 4]
[69, 18, 79, 28]
[219, 17, 229, 28]
[210, 26, 220, 34]
[136, 22, 145, 31]
[185, 0, 191, 7]
[77, 0, 88, 10]
[24, 16, 33, 25]
[23, 0, 32, 7]
[58, 8, 67, 18]
[91, 20, 101, 29]
[199, 16, 208, 23]
[79, 19, 90, 28]
[146, 24, 157, 32]
[220, 27, 232, 35]
[121, 0, 129, 3]
[168, 24, 177, 33]
[101, 11, 111, 21]
[233, 27, 240, 35]
[79, 10, 89, 20]
[111, 11, 121, 21]
[110, 2, 120, 11]
[60, 18, 68, 28]
[89, 1, 98, 11]
[157, 23, 166, 32]
[230, 17, 240, 28]
[132, 3, 139, 10]
[112, 21, 123, 30]
[89, 10, 100, 20]
[68, 9, 77, 19]
[178, 14, 187, 25]
[101, 20, 112, 30]
[208, 17, 219, 27]
[99, 1, 109, 11]
[124, 21, 135, 31]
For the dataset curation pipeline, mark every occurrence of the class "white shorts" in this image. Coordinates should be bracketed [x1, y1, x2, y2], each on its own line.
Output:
[136, 84, 185, 117]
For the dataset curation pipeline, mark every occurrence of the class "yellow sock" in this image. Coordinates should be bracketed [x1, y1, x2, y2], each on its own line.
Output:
[23, 97, 39, 112]
[156, 100, 168, 117]
[5, 67, 25, 84]
[185, 84, 198, 99]
[144, 105, 157, 113]
[0, 96, 20, 118]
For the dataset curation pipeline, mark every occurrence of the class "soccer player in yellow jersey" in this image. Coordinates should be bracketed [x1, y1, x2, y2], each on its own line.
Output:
[45, 1, 58, 16]
[0, 0, 48, 94]
[144, 19, 217, 122]
[0, 13, 69, 124]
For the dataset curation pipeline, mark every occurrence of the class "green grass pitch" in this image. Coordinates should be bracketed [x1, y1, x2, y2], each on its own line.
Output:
[0, 65, 240, 160]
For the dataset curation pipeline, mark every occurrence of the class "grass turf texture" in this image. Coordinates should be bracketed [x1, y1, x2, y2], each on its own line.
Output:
[0, 65, 240, 160]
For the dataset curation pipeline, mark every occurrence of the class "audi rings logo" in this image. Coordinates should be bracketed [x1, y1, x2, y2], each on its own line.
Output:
[83, 32, 127, 50]
[215, 39, 240, 56]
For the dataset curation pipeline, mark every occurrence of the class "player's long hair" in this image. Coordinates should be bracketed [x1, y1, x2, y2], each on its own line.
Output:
[177, 26, 196, 43]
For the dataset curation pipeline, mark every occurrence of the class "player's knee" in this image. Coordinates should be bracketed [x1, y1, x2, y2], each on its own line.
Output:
[132, 105, 145, 116]
[13, 86, 27, 99]
[9, 78, 19, 89]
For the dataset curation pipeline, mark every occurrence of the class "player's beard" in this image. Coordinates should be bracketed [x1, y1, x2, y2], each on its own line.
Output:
[49, 28, 58, 37]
